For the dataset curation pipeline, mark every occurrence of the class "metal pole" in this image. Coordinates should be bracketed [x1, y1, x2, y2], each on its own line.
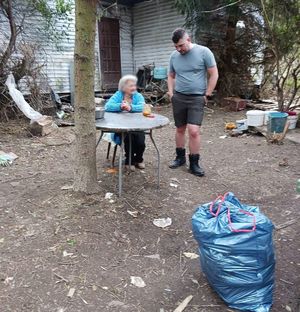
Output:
[128, 132, 132, 167]
[96, 131, 104, 147]
[149, 130, 160, 188]
[118, 132, 124, 197]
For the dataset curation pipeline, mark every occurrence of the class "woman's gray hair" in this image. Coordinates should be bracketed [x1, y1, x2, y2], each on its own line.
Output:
[118, 74, 138, 91]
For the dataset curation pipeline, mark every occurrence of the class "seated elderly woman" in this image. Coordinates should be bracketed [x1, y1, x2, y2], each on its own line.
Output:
[105, 75, 146, 171]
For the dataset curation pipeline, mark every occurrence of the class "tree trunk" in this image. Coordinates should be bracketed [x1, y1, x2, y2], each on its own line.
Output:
[73, 0, 98, 193]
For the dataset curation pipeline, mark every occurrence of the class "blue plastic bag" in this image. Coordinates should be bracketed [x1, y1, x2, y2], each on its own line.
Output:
[192, 192, 275, 312]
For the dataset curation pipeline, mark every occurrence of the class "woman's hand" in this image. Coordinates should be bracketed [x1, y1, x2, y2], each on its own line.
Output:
[121, 101, 132, 112]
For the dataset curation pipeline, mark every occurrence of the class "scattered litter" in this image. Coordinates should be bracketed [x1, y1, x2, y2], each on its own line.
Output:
[173, 295, 193, 312]
[153, 217, 172, 228]
[109, 199, 115, 204]
[0, 238, 4, 243]
[61, 185, 73, 190]
[130, 276, 146, 288]
[183, 252, 199, 259]
[79, 295, 88, 305]
[105, 192, 114, 200]
[4, 276, 14, 285]
[278, 158, 289, 167]
[127, 210, 138, 218]
[170, 177, 180, 184]
[92, 285, 97, 291]
[102, 286, 109, 290]
[67, 287, 76, 298]
[0, 151, 18, 167]
[144, 254, 160, 260]
[5, 74, 43, 122]
[164, 288, 172, 292]
[285, 306, 292, 312]
[225, 122, 236, 130]
[170, 183, 178, 188]
[219, 135, 227, 139]
[63, 250, 73, 257]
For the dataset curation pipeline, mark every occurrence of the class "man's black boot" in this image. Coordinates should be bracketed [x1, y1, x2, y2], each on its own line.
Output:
[169, 148, 186, 169]
[189, 154, 205, 176]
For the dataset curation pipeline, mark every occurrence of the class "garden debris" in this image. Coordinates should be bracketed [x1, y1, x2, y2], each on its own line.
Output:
[219, 135, 227, 139]
[279, 158, 289, 167]
[170, 182, 178, 188]
[127, 210, 138, 218]
[105, 192, 114, 200]
[173, 295, 193, 312]
[0, 151, 18, 167]
[106, 168, 118, 174]
[130, 276, 146, 288]
[28, 116, 58, 136]
[183, 252, 199, 260]
[144, 254, 160, 260]
[6, 74, 57, 136]
[153, 217, 172, 228]
[61, 185, 73, 190]
[67, 287, 76, 298]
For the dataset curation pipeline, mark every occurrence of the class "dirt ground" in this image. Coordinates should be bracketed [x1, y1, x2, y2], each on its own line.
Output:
[0, 106, 299, 312]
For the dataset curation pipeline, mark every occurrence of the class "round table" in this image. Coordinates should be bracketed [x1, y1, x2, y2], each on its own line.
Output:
[96, 112, 170, 196]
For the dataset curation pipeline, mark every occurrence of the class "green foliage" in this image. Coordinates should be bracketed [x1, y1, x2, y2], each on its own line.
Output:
[27, 0, 73, 43]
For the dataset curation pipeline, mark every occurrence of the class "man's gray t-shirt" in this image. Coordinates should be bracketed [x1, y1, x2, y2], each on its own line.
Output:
[169, 44, 216, 95]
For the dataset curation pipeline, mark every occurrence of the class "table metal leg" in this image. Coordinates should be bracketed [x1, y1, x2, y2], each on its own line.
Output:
[96, 131, 104, 147]
[149, 130, 160, 188]
[128, 133, 132, 167]
[118, 132, 124, 197]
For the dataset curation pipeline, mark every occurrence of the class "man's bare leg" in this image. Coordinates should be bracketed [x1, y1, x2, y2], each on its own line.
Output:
[175, 125, 186, 148]
[169, 125, 187, 169]
[187, 124, 200, 154]
[187, 123, 205, 176]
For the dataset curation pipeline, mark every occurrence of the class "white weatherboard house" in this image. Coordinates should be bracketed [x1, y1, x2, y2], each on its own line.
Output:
[0, 0, 185, 93]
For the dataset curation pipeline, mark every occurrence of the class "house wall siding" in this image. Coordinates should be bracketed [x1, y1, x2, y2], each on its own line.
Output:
[132, 0, 185, 71]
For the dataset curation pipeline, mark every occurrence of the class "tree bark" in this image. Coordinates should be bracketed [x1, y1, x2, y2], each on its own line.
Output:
[73, 0, 98, 193]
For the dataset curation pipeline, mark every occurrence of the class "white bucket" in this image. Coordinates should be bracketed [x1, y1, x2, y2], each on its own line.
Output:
[287, 115, 298, 130]
[246, 110, 265, 127]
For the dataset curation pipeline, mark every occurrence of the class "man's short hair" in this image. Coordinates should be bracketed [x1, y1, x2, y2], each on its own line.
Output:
[172, 28, 188, 43]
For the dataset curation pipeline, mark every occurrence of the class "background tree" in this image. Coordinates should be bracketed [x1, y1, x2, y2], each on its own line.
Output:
[73, 0, 98, 193]
[0, 0, 72, 119]
[260, 0, 300, 111]
[174, 0, 262, 98]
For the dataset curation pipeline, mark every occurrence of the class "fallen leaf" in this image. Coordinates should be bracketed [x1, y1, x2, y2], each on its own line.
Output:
[183, 252, 199, 260]
[106, 168, 118, 174]
[130, 276, 146, 288]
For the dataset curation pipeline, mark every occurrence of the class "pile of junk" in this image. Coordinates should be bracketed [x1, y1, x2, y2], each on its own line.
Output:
[136, 64, 169, 106]
[225, 109, 299, 143]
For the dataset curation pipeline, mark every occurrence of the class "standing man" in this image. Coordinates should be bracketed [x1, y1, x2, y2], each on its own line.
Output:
[168, 28, 218, 176]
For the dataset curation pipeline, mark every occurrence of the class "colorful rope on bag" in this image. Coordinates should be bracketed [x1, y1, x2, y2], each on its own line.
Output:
[209, 192, 256, 233]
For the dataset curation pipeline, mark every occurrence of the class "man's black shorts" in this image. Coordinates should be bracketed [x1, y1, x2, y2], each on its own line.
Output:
[172, 91, 205, 127]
